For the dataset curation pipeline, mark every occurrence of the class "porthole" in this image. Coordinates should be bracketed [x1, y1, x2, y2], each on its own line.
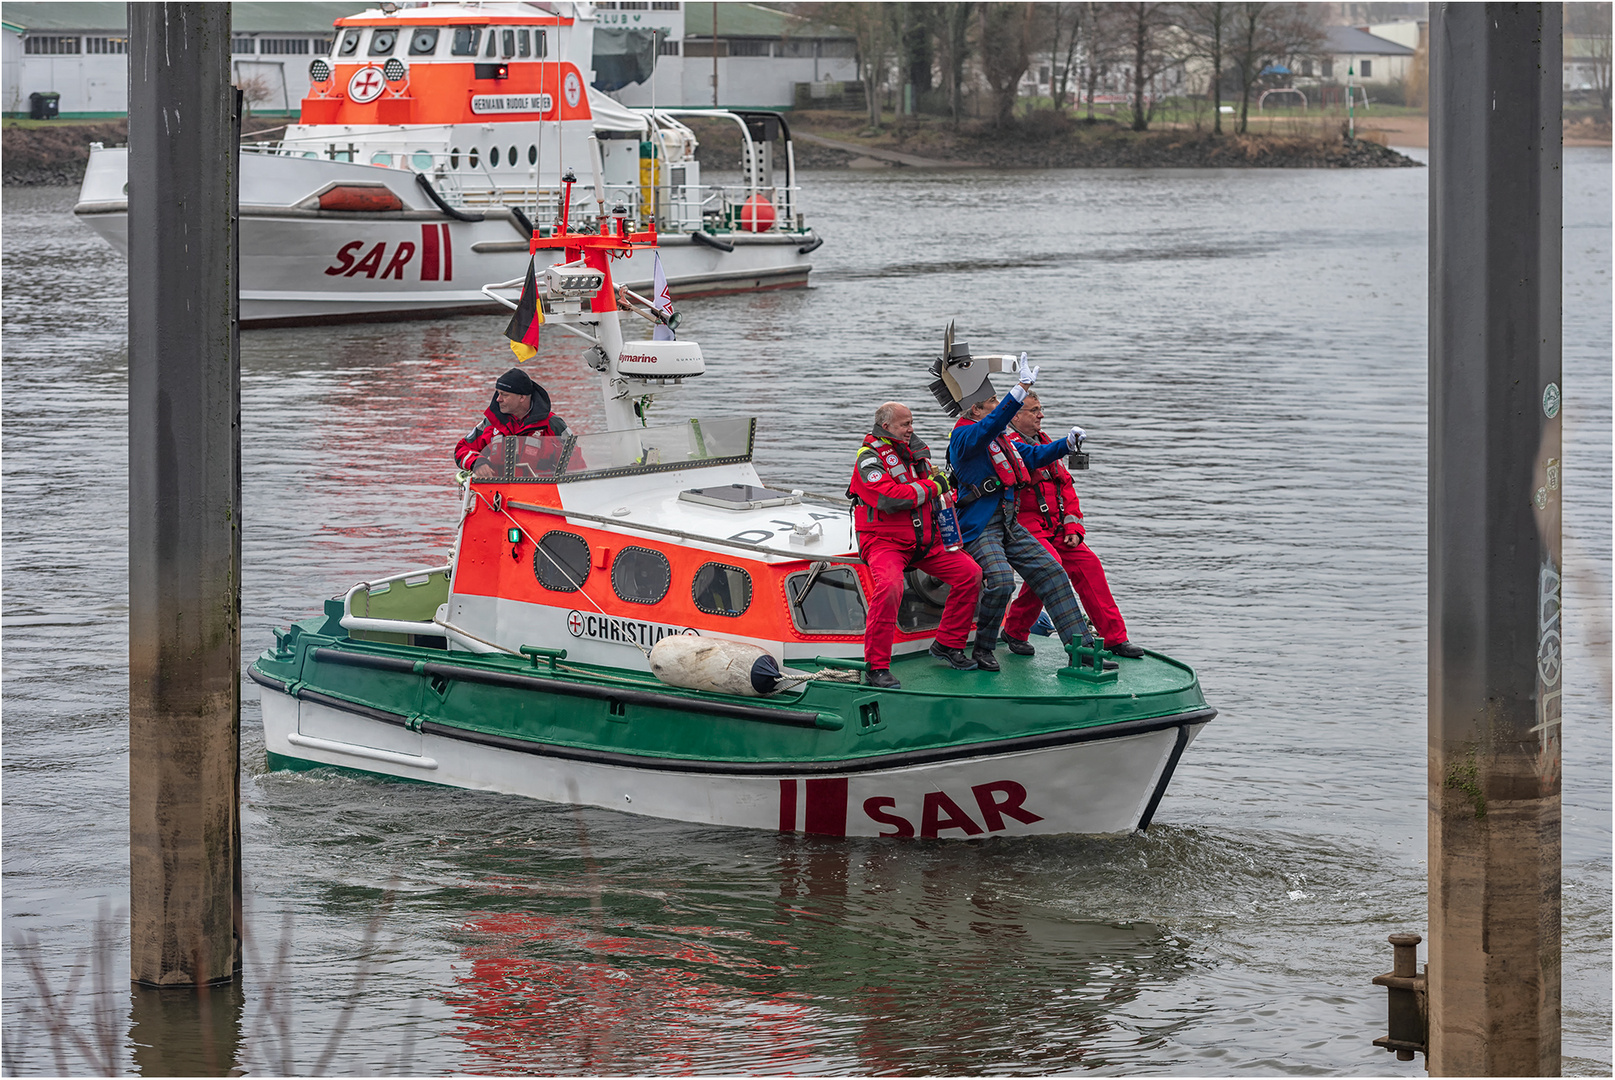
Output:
[411, 150, 433, 170]
[611, 547, 671, 605]
[409, 28, 439, 55]
[469, 147, 480, 168]
[692, 563, 752, 617]
[370, 151, 393, 166]
[527, 144, 537, 165]
[490, 146, 501, 167]
[534, 531, 589, 592]
[450, 147, 460, 169]
[509, 145, 518, 167]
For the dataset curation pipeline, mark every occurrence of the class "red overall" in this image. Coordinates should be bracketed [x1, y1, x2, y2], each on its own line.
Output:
[849, 432, 982, 670]
[1001, 429, 1129, 646]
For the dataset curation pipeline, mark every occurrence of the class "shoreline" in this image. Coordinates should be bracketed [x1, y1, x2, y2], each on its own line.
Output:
[5, 112, 1610, 186]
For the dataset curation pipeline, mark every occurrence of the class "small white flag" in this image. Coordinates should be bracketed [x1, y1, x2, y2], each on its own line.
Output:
[652, 251, 675, 340]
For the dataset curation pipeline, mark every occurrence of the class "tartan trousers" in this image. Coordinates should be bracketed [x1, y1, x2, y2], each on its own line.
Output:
[964, 503, 1092, 649]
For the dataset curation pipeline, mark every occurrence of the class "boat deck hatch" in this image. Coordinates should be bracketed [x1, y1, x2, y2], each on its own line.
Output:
[679, 484, 801, 511]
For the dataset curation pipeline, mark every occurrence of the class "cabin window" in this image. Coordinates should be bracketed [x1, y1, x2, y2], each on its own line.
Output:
[469, 148, 480, 168]
[368, 29, 397, 56]
[518, 29, 531, 57]
[502, 29, 516, 57]
[485, 30, 499, 57]
[509, 146, 519, 168]
[528, 145, 537, 165]
[786, 566, 867, 634]
[535, 30, 548, 57]
[491, 146, 501, 167]
[338, 28, 362, 56]
[450, 148, 460, 168]
[409, 28, 439, 55]
[370, 151, 394, 166]
[693, 564, 752, 617]
[612, 547, 671, 605]
[411, 150, 434, 170]
[534, 532, 590, 592]
[451, 27, 481, 55]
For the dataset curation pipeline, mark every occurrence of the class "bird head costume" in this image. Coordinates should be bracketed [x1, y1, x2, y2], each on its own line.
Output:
[927, 321, 1019, 417]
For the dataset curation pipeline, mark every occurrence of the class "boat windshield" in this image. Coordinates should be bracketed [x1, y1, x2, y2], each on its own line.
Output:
[469, 417, 755, 482]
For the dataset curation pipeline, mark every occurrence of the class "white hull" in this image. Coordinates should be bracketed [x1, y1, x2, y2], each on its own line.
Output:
[256, 682, 1206, 839]
[76, 147, 814, 326]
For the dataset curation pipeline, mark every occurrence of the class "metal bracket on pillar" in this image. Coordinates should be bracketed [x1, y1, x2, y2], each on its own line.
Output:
[1372, 932, 1428, 1062]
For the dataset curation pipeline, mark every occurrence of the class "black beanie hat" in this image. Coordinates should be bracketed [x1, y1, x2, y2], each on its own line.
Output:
[495, 368, 539, 395]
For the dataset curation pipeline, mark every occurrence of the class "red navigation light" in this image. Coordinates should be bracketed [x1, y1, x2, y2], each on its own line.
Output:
[494, 63, 509, 80]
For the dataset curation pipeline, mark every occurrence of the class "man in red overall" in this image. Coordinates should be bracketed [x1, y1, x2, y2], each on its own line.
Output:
[849, 402, 984, 690]
[455, 368, 572, 479]
[1000, 391, 1144, 658]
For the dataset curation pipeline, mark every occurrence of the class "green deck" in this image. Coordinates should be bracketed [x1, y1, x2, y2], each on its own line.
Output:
[253, 613, 1209, 768]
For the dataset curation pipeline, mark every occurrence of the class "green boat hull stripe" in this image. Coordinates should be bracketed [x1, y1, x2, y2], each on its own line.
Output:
[309, 647, 831, 729]
[1134, 723, 1192, 832]
[249, 666, 1214, 777]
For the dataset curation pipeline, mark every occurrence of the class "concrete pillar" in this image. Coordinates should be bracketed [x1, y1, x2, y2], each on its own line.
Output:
[1427, 3, 1562, 1073]
[127, 2, 242, 987]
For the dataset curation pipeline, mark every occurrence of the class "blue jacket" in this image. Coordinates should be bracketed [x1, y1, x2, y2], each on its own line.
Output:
[947, 393, 1069, 543]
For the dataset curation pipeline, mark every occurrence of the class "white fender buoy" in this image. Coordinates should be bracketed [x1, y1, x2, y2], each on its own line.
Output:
[649, 636, 783, 697]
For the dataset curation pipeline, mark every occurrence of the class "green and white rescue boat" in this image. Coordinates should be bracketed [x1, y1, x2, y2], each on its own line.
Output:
[250, 202, 1215, 839]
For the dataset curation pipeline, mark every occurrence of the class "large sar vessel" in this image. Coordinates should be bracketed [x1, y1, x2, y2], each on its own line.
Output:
[74, 1, 819, 327]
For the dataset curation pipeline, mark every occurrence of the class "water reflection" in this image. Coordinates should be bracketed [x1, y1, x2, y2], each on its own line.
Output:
[434, 831, 1186, 1075]
[129, 983, 243, 1078]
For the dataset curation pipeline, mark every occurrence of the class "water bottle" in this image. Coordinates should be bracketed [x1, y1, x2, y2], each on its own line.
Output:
[935, 490, 963, 552]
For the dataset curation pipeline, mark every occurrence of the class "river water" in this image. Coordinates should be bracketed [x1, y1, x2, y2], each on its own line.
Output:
[3, 150, 1609, 1076]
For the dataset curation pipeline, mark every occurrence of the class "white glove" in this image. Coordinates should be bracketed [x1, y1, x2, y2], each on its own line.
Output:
[1017, 353, 1038, 386]
[1066, 426, 1086, 450]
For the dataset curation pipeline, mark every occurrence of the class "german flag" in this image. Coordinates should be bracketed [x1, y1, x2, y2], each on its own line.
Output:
[504, 257, 544, 362]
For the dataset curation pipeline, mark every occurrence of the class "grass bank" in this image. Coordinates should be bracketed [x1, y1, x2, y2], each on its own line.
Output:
[757, 109, 1424, 169]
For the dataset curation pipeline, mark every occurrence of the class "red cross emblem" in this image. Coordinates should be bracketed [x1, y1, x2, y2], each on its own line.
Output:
[348, 67, 386, 103]
[566, 610, 584, 637]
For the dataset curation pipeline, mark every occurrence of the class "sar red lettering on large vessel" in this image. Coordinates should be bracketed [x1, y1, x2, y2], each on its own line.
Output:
[323, 240, 421, 279]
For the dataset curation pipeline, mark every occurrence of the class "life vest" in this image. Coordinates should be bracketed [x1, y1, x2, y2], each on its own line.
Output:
[1010, 430, 1083, 536]
[848, 433, 936, 549]
[950, 419, 1032, 505]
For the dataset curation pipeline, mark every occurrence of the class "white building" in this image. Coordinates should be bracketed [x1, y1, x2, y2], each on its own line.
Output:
[608, 1, 856, 110]
[2, 1, 363, 118]
[1309, 24, 1416, 84]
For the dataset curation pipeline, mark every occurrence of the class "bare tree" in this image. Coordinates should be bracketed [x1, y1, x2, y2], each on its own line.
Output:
[1082, 1, 1126, 122]
[1116, 3, 1182, 131]
[900, 2, 939, 111]
[1042, 3, 1086, 111]
[935, 2, 976, 125]
[799, 3, 903, 129]
[233, 73, 278, 124]
[1225, 2, 1323, 134]
[980, 2, 1038, 127]
[1568, 1, 1612, 117]
[1180, 2, 1235, 134]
